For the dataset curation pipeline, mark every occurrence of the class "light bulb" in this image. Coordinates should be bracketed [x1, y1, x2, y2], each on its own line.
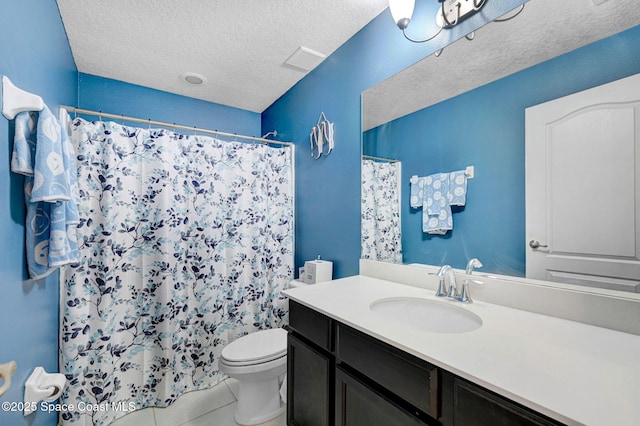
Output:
[389, 0, 415, 30]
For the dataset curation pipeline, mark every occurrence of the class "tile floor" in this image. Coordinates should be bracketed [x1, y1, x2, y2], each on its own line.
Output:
[110, 378, 286, 426]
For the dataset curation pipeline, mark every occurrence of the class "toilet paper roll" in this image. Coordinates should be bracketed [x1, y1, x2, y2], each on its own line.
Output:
[39, 372, 66, 402]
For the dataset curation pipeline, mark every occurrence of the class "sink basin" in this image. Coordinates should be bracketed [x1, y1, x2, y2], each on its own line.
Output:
[369, 297, 482, 334]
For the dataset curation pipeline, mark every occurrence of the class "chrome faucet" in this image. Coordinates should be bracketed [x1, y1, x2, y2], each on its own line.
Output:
[465, 258, 483, 275]
[436, 265, 458, 298]
[436, 265, 474, 303]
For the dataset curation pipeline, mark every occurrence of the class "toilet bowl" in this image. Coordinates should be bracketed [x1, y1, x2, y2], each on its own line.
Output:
[219, 327, 288, 425]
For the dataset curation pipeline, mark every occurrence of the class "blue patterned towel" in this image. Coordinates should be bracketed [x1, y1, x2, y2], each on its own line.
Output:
[423, 173, 451, 234]
[410, 175, 425, 208]
[411, 170, 468, 235]
[447, 170, 467, 206]
[12, 107, 79, 279]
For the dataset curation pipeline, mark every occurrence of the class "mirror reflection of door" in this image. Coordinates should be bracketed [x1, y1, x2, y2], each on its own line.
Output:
[525, 73, 640, 292]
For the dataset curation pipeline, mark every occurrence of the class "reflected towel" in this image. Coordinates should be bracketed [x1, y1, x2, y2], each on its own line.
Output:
[423, 173, 452, 234]
[410, 175, 425, 208]
[412, 170, 468, 235]
[12, 107, 79, 279]
[448, 170, 467, 206]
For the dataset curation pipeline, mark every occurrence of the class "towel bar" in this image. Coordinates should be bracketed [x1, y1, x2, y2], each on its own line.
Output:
[411, 166, 475, 182]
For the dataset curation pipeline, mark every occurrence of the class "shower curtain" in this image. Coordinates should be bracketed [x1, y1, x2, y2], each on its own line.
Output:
[60, 118, 294, 426]
[361, 159, 402, 263]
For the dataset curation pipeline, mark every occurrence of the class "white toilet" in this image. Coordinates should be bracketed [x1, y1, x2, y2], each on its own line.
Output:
[219, 327, 288, 425]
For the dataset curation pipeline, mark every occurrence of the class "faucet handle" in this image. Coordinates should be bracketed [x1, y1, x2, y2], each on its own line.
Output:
[465, 258, 483, 275]
[457, 280, 473, 304]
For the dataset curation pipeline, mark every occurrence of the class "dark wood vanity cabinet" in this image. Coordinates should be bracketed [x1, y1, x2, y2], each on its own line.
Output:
[287, 300, 564, 426]
[440, 373, 561, 426]
[287, 333, 333, 426]
[335, 365, 431, 426]
[335, 324, 439, 425]
[287, 301, 335, 426]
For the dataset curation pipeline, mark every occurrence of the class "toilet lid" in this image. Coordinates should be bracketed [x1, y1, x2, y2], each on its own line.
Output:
[221, 328, 287, 365]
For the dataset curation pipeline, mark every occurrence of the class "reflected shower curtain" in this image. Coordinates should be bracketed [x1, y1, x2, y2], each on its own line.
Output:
[60, 118, 293, 426]
[361, 159, 402, 263]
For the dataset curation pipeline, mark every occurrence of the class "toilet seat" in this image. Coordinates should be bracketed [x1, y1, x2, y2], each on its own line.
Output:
[221, 328, 287, 367]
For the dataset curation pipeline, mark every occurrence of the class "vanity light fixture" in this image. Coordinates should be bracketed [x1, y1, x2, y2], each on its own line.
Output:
[389, 0, 488, 43]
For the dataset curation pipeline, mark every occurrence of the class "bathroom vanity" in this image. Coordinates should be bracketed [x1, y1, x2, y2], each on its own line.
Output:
[284, 264, 640, 426]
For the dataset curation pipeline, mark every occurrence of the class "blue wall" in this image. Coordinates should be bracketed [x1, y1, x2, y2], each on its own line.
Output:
[77, 73, 261, 137]
[364, 25, 640, 276]
[0, 5, 259, 426]
[0, 1, 77, 425]
[262, 1, 525, 278]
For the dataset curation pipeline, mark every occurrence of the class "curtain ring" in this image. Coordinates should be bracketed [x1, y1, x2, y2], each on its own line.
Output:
[121, 114, 125, 125]
[148, 119, 151, 130]
[99, 110, 103, 122]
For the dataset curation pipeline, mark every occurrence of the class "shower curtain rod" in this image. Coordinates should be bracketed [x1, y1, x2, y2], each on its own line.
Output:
[362, 154, 399, 163]
[60, 105, 292, 146]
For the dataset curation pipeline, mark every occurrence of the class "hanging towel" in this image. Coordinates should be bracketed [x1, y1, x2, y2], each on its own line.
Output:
[411, 170, 468, 235]
[423, 173, 452, 234]
[410, 175, 425, 208]
[12, 107, 80, 279]
[448, 170, 467, 206]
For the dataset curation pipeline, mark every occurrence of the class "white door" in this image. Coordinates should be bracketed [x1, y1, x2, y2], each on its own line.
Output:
[525, 73, 640, 293]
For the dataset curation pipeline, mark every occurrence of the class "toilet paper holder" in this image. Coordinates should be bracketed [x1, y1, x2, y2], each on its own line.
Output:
[0, 360, 17, 397]
[24, 366, 66, 416]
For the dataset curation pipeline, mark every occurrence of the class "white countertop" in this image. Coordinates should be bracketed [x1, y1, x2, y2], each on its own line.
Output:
[283, 275, 640, 426]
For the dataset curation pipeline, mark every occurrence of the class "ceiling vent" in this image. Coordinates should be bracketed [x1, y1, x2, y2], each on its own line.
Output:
[180, 72, 207, 86]
[283, 46, 327, 72]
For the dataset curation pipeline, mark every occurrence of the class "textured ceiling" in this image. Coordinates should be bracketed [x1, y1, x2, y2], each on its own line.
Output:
[363, 0, 640, 130]
[57, 0, 389, 113]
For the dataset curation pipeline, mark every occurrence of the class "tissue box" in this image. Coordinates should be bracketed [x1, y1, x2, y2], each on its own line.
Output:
[302, 260, 333, 284]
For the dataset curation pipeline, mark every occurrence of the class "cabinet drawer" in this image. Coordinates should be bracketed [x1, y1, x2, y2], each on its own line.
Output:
[336, 365, 431, 426]
[289, 300, 334, 352]
[336, 324, 439, 418]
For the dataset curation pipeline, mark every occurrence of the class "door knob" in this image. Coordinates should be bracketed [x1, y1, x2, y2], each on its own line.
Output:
[529, 240, 548, 249]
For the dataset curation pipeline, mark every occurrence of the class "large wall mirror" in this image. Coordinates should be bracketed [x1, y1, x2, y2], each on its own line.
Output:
[361, 0, 640, 293]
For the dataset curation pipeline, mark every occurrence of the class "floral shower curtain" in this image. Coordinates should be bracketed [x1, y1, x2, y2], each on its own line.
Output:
[60, 118, 294, 426]
[361, 159, 402, 263]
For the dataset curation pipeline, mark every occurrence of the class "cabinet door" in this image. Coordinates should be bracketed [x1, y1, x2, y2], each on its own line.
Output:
[449, 377, 562, 426]
[335, 366, 432, 426]
[287, 333, 334, 426]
